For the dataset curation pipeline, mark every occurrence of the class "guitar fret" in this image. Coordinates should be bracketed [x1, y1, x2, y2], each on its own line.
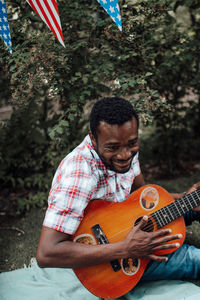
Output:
[156, 210, 166, 228]
[72, 186, 200, 299]
[188, 193, 198, 207]
[183, 195, 194, 210]
[196, 190, 200, 205]
[151, 190, 200, 230]
[193, 193, 200, 208]
[153, 211, 163, 228]
[173, 201, 182, 218]
[175, 198, 186, 215]
[164, 205, 174, 222]
[178, 197, 189, 214]
[161, 207, 171, 225]
[168, 202, 178, 220]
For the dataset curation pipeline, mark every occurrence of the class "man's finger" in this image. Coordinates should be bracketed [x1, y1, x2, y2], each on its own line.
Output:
[152, 233, 182, 245]
[151, 228, 172, 238]
[146, 254, 168, 262]
[135, 215, 148, 230]
[153, 242, 180, 251]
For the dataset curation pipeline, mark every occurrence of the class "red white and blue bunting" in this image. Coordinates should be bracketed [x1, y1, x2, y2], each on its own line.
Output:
[1, 0, 122, 53]
[26, 0, 65, 47]
[0, 0, 12, 53]
[97, 0, 122, 32]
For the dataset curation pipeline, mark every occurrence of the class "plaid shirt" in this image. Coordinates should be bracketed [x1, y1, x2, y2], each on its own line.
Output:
[43, 135, 141, 235]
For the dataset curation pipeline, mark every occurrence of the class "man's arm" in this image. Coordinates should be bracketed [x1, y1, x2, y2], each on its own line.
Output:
[171, 182, 200, 204]
[36, 218, 182, 269]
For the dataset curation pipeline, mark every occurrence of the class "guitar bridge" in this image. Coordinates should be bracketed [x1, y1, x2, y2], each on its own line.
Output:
[92, 224, 121, 272]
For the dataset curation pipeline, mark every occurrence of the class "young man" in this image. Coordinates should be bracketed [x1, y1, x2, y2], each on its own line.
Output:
[36, 97, 200, 296]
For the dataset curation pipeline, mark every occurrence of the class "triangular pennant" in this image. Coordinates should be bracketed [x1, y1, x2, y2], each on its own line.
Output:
[0, 0, 12, 53]
[26, 0, 65, 47]
[96, 0, 122, 31]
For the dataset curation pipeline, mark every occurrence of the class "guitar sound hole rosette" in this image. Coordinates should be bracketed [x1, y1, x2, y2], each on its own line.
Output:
[140, 187, 159, 211]
[73, 234, 97, 245]
[121, 258, 140, 276]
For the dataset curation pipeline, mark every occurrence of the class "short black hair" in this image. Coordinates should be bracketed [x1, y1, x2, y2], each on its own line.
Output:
[90, 97, 139, 140]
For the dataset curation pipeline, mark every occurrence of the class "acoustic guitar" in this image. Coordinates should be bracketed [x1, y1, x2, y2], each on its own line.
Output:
[72, 184, 200, 299]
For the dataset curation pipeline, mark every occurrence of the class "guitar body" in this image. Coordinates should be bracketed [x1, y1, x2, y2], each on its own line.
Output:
[72, 184, 186, 299]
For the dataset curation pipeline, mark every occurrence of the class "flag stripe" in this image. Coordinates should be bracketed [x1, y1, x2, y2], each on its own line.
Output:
[43, 0, 62, 34]
[52, 0, 59, 14]
[44, 0, 61, 27]
[27, 0, 65, 47]
[35, 0, 60, 41]
[39, 0, 64, 45]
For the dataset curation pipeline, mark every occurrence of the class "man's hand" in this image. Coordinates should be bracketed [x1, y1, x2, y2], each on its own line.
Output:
[123, 216, 182, 262]
[185, 182, 200, 211]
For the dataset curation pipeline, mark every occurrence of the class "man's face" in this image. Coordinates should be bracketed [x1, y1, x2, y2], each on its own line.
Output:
[90, 117, 139, 173]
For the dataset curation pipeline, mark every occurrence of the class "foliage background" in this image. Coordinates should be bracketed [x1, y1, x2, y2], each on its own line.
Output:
[0, 0, 200, 215]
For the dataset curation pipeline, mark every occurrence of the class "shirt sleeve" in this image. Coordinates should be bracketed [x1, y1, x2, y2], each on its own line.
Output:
[43, 155, 97, 235]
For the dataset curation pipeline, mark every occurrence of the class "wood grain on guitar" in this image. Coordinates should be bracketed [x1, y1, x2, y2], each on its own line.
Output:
[72, 184, 200, 299]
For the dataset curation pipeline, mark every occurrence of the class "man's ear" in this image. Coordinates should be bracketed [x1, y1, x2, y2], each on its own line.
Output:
[89, 131, 97, 148]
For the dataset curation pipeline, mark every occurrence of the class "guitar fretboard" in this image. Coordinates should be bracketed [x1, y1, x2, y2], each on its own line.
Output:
[150, 189, 200, 229]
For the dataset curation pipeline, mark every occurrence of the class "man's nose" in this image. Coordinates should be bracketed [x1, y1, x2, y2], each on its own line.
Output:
[116, 148, 132, 160]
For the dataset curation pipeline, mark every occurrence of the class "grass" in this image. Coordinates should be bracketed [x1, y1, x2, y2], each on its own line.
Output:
[0, 171, 200, 289]
[0, 207, 46, 272]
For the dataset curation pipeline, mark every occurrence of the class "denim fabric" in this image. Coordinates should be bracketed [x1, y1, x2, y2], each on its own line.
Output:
[141, 210, 200, 281]
[142, 244, 200, 281]
[141, 210, 200, 280]
[142, 210, 200, 281]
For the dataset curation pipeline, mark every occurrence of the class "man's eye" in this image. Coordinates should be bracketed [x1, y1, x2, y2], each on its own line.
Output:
[129, 142, 137, 147]
[107, 146, 119, 151]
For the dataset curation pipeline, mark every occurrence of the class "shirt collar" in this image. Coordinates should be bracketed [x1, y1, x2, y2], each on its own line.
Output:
[85, 135, 116, 177]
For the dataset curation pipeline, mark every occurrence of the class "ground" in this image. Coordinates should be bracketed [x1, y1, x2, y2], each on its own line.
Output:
[1, 171, 200, 290]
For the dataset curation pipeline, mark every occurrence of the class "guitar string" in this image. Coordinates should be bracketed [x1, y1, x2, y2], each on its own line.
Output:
[106, 192, 200, 243]
[89, 191, 200, 243]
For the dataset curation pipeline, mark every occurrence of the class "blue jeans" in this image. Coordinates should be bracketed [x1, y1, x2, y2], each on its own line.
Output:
[142, 211, 200, 281]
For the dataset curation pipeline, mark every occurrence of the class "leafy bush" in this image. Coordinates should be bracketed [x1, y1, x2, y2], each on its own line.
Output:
[1, 0, 200, 213]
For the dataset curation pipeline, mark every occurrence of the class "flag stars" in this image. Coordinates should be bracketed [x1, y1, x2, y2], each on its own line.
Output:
[97, 0, 122, 31]
[0, 0, 12, 53]
[109, 6, 115, 13]
[116, 4, 120, 11]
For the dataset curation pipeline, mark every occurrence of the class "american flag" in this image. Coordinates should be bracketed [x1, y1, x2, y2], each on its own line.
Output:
[0, 0, 12, 53]
[26, 0, 65, 47]
[97, 0, 122, 31]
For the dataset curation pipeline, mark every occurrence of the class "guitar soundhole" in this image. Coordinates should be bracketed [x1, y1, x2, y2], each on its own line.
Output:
[134, 217, 154, 232]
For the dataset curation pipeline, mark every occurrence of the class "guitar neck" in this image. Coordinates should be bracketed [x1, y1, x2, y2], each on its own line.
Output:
[150, 189, 200, 229]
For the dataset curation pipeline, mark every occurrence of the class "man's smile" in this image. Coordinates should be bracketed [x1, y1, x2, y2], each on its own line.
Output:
[113, 157, 132, 167]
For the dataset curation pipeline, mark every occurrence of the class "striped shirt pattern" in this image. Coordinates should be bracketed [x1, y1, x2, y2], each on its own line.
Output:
[43, 135, 141, 235]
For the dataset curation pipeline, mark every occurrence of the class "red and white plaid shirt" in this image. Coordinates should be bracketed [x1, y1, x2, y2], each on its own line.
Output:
[43, 135, 141, 235]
